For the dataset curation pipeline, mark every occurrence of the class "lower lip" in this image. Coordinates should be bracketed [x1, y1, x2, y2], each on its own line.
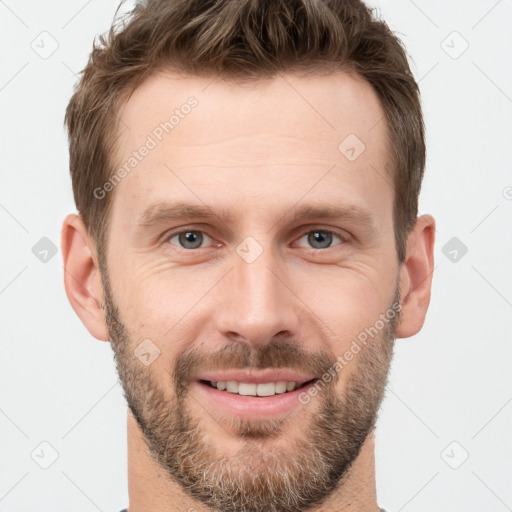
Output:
[192, 380, 317, 419]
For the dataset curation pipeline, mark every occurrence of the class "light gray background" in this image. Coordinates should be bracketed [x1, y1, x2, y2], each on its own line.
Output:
[1, 1, 511, 511]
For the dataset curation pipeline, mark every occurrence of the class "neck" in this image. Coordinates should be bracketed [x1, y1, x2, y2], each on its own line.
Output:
[125, 410, 380, 512]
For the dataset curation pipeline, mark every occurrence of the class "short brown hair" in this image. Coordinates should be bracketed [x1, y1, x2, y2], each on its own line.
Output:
[65, 0, 425, 263]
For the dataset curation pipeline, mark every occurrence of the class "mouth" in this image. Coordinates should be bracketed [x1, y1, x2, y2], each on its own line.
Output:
[192, 374, 319, 419]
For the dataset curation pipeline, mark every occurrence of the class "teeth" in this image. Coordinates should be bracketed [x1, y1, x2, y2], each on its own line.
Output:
[275, 381, 287, 394]
[238, 382, 257, 395]
[226, 381, 239, 393]
[256, 382, 276, 396]
[212, 380, 298, 396]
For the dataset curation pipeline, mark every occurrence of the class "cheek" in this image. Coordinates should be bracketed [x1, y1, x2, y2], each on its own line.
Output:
[110, 250, 204, 319]
[291, 264, 396, 352]
[111, 261, 222, 361]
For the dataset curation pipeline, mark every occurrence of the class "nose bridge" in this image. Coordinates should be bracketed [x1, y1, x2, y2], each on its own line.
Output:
[215, 244, 298, 344]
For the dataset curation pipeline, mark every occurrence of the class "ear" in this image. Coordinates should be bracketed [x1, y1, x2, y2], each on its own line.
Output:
[61, 214, 109, 341]
[395, 214, 436, 338]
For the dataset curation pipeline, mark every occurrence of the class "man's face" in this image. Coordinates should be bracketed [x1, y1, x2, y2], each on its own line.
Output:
[101, 70, 401, 511]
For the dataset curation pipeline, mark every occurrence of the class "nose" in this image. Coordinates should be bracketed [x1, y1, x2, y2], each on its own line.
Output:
[213, 248, 301, 347]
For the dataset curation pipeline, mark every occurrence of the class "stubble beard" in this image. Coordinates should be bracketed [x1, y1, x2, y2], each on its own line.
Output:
[100, 262, 399, 512]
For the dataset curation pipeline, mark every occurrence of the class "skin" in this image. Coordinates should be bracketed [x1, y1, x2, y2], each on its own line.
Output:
[61, 69, 435, 511]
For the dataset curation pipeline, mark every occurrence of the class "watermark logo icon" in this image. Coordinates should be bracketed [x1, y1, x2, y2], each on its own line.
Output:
[441, 440, 469, 469]
[31, 31, 59, 59]
[236, 236, 263, 264]
[31, 441, 59, 469]
[338, 133, 366, 162]
[442, 236, 468, 263]
[134, 338, 161, 366]
[32, 237, 58, 263]
[441, 31, 469, 60]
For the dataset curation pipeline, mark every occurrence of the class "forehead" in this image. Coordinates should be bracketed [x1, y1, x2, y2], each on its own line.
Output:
[111, 69, 390, 221]
[117, 68, 387, 158]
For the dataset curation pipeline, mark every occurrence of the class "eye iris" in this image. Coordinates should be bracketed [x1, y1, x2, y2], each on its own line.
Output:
[308, 231, 332, 249]
[179, 231, 203, 249]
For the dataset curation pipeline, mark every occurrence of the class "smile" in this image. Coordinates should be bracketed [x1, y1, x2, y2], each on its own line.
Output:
[201, 379, 316, 396]
[193, 375, 318, 419]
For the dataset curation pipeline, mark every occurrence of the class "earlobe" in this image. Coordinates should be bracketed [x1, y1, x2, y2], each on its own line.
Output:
[395, 214, 436, 339]
[61, 214, 110, 341]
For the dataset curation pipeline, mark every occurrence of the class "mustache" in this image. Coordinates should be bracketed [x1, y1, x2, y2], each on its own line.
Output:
[173, 339, 337, 394]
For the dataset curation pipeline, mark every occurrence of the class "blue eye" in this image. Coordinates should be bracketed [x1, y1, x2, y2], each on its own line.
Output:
[297, 230, 343, 249]
[169, 231, 212, 249]
[166, 229, 344, 251]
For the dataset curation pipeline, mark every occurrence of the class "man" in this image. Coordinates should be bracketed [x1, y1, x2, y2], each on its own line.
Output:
[61, 0, 435, 510]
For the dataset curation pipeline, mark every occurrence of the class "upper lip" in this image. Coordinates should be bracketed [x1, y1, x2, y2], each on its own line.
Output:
[195, 369, 316, 386]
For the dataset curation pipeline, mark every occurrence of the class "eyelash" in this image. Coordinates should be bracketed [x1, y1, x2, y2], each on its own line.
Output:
[163, 227, 348, 251]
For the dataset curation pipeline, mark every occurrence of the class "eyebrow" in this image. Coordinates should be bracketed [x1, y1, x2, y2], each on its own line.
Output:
[137, 202, 235, 227]
[136, 200, 376, 230]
